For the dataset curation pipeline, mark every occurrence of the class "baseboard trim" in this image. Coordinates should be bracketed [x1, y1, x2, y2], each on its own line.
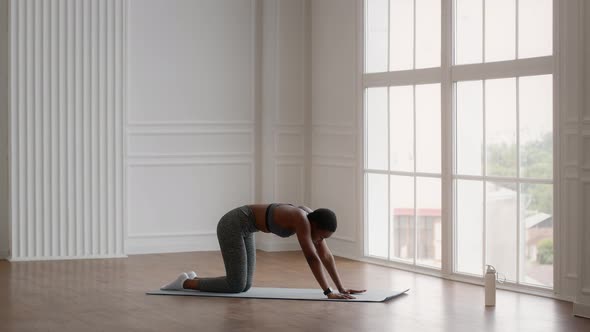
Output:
[8, 254, 127, 262]
[126, 233, 220, 255]
[574, 302, 590, 319]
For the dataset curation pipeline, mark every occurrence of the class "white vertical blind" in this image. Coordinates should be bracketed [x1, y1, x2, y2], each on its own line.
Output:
[10, 0, 126, 260]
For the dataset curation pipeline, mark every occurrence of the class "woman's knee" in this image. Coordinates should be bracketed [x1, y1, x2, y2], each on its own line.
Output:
[227, 277, 247, 293]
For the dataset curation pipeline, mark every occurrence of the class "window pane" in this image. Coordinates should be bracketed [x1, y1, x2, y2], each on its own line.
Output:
[365, 0, 388, 73]
[415, 0, 441, 69]
[366, 87, 388, 170]
[456, 180, 484, 276]
[518, 0, 552, 59]
[455, 0, 483, 65]
[486, 78, 516, 177]
[416, 84, 441, 173]
[417, 177, 441, 268]
[367, 173, 389, 258]
[519, 75, 553, 179]
[520, 183, 553, 288]
[486, 181, 517, 281]
[390, 0, 414, 71]
[456, 80, 483, 176]
[390, 175, 415, 262]
[390, 86, 414, 172]
[485, 0, 516, 62]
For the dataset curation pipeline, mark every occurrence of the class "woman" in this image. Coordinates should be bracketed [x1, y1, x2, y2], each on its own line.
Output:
[161, 204, 365, 299]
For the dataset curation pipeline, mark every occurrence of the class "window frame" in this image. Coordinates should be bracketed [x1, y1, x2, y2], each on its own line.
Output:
[360, 0, 558, 294]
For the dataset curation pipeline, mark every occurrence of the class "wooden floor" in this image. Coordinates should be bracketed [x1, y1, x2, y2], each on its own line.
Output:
[0, 251, 588, 332]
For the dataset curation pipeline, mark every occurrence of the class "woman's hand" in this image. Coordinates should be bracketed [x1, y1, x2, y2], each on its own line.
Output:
[338, 288, 367, 295]
[327, 292, 356, 300]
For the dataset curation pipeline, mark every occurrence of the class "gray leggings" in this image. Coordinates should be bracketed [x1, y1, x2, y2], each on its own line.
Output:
[198, 206, 258, 293]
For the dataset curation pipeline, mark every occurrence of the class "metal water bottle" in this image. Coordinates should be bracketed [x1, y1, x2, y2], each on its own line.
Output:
[485, 265, 496, 306]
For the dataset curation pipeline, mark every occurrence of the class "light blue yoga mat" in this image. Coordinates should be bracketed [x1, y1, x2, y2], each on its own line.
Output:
[146, 287, 409, 302]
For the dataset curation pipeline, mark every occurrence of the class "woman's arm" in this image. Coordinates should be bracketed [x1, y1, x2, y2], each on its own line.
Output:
[316, 240, 366, 295]
[295, 217, 354, 299]
[296, 221, 330, 290]
[315, 240, 344, 291]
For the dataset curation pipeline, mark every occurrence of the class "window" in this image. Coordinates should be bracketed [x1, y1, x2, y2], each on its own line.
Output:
[364, 0, 442, 269]
[364, 0, 554, 289]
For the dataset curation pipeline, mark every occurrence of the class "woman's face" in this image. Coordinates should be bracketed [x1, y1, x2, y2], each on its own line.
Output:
[310, 224, 334, 245]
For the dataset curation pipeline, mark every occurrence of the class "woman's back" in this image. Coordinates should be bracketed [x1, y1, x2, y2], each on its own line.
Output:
[249, 204, 306, 236]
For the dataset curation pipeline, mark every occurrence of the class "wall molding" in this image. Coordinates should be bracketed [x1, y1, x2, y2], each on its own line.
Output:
[582, 133, 590, 169]
[127, 130, 254, 160]
[127, 128, 254, 136]
[563, 165, 579, 178]
[128, 152, 253, 159]
[562, 179, 580, 278]
[311, 133, 356, 159]
[312, 159, 357, 168]
[274, 160, 305, 166]
[312, 127, 356, 135]
[312, 121, 356, 127]
[272, 121, 305, 128]
[128, 121, 254, 126]
[274, 130, 305, 157]
[127, 159, 254, 167]
[563, 131, 580, 166]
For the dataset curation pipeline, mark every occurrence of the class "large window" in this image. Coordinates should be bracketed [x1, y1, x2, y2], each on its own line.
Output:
[364, 0, 554, 289]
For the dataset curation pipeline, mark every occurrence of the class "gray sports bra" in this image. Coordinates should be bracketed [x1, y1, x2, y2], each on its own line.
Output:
[265, 203, 302, 238]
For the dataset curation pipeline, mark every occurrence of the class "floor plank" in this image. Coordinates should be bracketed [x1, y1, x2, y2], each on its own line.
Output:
[0, 251, 588, 332]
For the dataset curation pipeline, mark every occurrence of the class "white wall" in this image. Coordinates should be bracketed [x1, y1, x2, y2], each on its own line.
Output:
[556, 0, 584, 303]
[310, 0, 361, 258]
[257, 0, 309, 252]
[0, 0, 9, 259]
[551, 0, 590, 315]
[8, 0, 127, 260]
[126, 0, 258, 254]
[3, 0, 312, 257]
[125, 0, 310, 254]
[573, 0, 590, 318]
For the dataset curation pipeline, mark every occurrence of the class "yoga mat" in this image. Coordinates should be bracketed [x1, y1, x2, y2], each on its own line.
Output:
[146, 287, 409, 302]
